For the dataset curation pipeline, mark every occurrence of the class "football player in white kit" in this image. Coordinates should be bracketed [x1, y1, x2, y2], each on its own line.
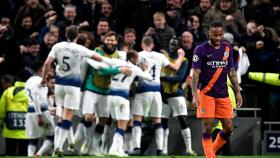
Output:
[25, 62, 55, 157]
[81, 31, 131, 156]
[131, 36, 185, 155]
[160, 37, 197, 156]
[99, 50, 152, 157]
[41, 25, 104, 156]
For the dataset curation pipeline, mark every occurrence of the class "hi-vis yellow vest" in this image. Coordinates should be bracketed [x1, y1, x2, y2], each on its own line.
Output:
[93, 47, 120, 89]
[161, 51, 187, 94]
[0, 81, 29, 139]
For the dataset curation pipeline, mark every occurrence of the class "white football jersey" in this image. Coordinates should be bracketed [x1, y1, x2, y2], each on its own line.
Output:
[25, 76, 49, 114]
[48, 42, 94, 78]
[110, 61, 152, 90]
[136, 51, 170, 92]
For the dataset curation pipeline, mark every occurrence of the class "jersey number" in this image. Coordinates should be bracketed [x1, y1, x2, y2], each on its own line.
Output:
[26, 88, 33, 101]
[62, 56, 70, 71]
[149, 65, 156, 80]
[112, 75, 128, 82]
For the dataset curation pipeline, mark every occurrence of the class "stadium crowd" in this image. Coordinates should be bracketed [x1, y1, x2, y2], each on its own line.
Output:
[0, 0, 279, 157]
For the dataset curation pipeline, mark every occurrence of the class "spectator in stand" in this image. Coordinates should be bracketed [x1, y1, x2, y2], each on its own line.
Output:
[165, 0, 184, 30]
[236, 20, 278, 72]
[56, 4, 89, 41]
[39, 32, 57, 61]
[14, 0, 48, 31]
[202, 0, 246, 37]
[145, 12, 176, 52]
[100, 2, 117, 30]
[49, 25, 61, 42]
[14, 15, 39, 44]
[181, 31, 195, 75]
[38, 10, 58, 43]
[188, 0, 212, 22]
[94, 18, 110, 47]
[185, 14, 207, 44]
[20, 38, 41, 73]
[75, 0, 96, 30]
[123, 27, 138, 51]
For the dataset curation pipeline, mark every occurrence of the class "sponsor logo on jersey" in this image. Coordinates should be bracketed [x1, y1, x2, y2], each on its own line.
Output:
[207, 60, 228, 68]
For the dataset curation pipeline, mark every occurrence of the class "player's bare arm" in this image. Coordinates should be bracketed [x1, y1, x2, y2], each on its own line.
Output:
[41, 56, 54, 85]
[228, 67, 243, 108]
[168, 48, 185, 71]
[192, 68, 201, 107]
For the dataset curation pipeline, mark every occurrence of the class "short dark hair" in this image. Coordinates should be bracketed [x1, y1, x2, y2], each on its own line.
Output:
[104, 30, 117, 39]
[126, 49, 138, 61]
[65, 25, 79, 41]
[142, 36, 154, 46]
[76, 33, 87, 45]
[209, 21, 223, 29]
[124, 28, 136, 36]
[31, 61, 44, 73]
[16, 69, 32, 82]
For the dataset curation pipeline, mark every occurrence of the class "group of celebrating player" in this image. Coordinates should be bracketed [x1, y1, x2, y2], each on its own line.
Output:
[24, 25, 197, 157]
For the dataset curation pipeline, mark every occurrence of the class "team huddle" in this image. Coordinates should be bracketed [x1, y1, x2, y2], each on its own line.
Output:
[24, 25, 197, 157]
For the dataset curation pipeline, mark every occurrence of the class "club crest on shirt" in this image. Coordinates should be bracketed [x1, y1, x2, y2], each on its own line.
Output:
[224, 51, 229, 58]
[193, 55, 199, 62]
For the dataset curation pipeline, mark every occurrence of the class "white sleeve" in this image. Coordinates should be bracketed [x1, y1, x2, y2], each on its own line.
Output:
[101, 57, 126, 67]
[33, 86, 42, 115]
[48, 44, 57, 58]
[134, 65, 153, 81]
[86, 58, 109, 69]
[160, 53, 171, 67]
[75, 44, 95, 58]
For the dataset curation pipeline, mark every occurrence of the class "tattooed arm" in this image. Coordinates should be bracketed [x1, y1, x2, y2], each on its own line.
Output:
[192, 68, 201, 107]
[228, 68, 243, 108]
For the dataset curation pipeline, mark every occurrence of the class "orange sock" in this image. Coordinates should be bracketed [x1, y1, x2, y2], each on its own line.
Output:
[213, 132, 227, 154]
[202, 133, 214, 158]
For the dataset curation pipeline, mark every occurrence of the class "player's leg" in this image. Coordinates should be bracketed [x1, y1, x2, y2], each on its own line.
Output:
[130, 93, 147, 155]
[161, 101, 172, 155]
[90, 94, 109, 156]
[213, 97, 234, 154]
[213, 118, 233, 154]
[151, 92, 164, 155]
[81, 90, 97, 155]
[197, 93, 216, 158]
[109, 97, 130, 157]
[28, 139, 39, 157]
[73, 91, 87, 146]
[124, 120, 133, 153]
[101, 117, 112, 154]
[36, 136, 53, 156]
[170, 97, 197, 155]
[36, 111, 55, 156]
[55, 85, 80, 156]
[124, 97, 135, 153]
[25, 112, 42, 157]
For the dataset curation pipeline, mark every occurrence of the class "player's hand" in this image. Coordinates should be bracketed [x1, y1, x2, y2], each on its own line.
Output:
[192, 92, 199, 108]
[120, 67, 132, 76]
[139, 63, 148, 71]
[41, 79, 46, 86]
[177, 48, 185, 58]
[49, 106, 56, 115]
[236, 92, 243, 108]
[256, 41, 264, 49]
[38, 115, 44, 127]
